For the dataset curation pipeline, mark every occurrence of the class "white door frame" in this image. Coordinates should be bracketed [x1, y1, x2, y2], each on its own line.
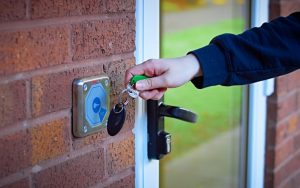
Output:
[134, 1, 273, 188]
[247, 1, 273, 188]
[135, 1, 160, 188]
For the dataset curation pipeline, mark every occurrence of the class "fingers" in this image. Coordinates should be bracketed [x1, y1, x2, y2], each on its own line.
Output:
[124, 59, 152, 86]
[139, 90, 158, 100]
[153, 88, 167, 100]
[135, 76, 168, 91]
[124, 58, 170, 100]
[124, 64, 146, 87]
[139, 88, 167, 100]
[124, 59, 165, 87]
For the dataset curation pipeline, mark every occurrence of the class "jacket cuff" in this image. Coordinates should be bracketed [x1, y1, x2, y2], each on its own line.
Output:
[188, 44, 229, 89]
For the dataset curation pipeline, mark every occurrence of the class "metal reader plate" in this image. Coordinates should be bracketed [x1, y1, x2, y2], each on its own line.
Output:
[72, 75, 110, 137]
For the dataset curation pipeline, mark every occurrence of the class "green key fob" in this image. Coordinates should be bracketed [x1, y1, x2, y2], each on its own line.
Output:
[130, 75, 149, 86]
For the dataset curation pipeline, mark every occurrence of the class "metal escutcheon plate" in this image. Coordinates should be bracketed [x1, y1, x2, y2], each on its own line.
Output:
[72, 75, 110, 138]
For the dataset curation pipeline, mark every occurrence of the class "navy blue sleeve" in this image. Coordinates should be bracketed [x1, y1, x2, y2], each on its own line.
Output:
[189, 12, 300, 89]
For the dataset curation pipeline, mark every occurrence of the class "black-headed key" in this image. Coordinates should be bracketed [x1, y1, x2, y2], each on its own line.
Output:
[107, 103, 126, 136]
[107, 75, 148, 136]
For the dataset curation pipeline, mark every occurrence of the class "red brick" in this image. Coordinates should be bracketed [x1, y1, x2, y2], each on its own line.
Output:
[31, 58, 135, 117]
[30, 117, 70, 164]
[2, 178, 30, 188]
[106, 0, 135, 13]
[105, 58, 135, 96]
[104, 174, 135, 188]
[0, 80, 26, 128]
[274, 114, 299, 146]
[274, 138, 294, 166]
[270, 1, 281, 20]
[297, 91, 300, 109]
[287, 71, 300, 92]
[268, 93, 298, 122]
[0, 0, 26, 22]
[278, 93, 298, 120]
[0, 26, 70, 76]
[107, 135, 134, 175]
[282, 169, 300, 188]
[275, 122, 287, 146]
[289, 169, 300, 188]
[287, 114, 298, 134]
[294, 132, 300, 151]
[267, 95, 279, 123]
[72, 128, 108, 149]
[123, 99, 135, 130]
[31, 64, 103, 117]
[275, 76, 288, 97]
[31, 0, 105, 19]
[270, 1, 300, 19]
[280, 1, 300, 17]
[33, 149, 105, 188]
[0, 130, 31, 178]
[274, 151, 300, 187]
[71, 15, 135, 61]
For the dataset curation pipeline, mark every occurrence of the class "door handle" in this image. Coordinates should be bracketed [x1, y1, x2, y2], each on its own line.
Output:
[147, 100, 198, 160]
[159, 103, 197, 123]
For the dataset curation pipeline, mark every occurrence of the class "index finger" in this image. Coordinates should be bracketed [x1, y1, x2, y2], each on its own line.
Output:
[124, 63, 147, 86]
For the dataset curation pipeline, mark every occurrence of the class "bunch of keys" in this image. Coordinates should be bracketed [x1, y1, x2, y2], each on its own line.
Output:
[107, 75, 148, 136]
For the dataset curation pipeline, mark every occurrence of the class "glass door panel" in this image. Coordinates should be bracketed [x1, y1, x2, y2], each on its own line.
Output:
[160, 0, 250, 187]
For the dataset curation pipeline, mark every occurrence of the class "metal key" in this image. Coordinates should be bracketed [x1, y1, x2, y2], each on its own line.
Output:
[126, 75, 149, 98]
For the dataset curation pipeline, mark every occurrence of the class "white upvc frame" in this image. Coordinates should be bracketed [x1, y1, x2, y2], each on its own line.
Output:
[247, 1, 274, 188]
[135, 0, 160, 188]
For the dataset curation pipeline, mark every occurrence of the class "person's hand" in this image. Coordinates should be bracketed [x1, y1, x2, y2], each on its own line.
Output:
[124, 54, 202, 100]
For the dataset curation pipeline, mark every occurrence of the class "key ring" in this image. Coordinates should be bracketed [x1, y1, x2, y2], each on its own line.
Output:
[113, 103, 124, 114]
[118, 89, 129, 105]
[113, 89, 129, 114]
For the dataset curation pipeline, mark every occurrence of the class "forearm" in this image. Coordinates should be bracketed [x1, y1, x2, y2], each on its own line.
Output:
[189, 12, 300, 88]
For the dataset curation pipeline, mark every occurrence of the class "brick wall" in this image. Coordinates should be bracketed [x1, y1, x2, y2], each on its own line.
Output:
[265, 1, 300, 188]
[0, 0, 136, 187]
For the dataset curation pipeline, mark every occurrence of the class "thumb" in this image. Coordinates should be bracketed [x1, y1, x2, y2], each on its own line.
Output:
[135, 76, 166, 91]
